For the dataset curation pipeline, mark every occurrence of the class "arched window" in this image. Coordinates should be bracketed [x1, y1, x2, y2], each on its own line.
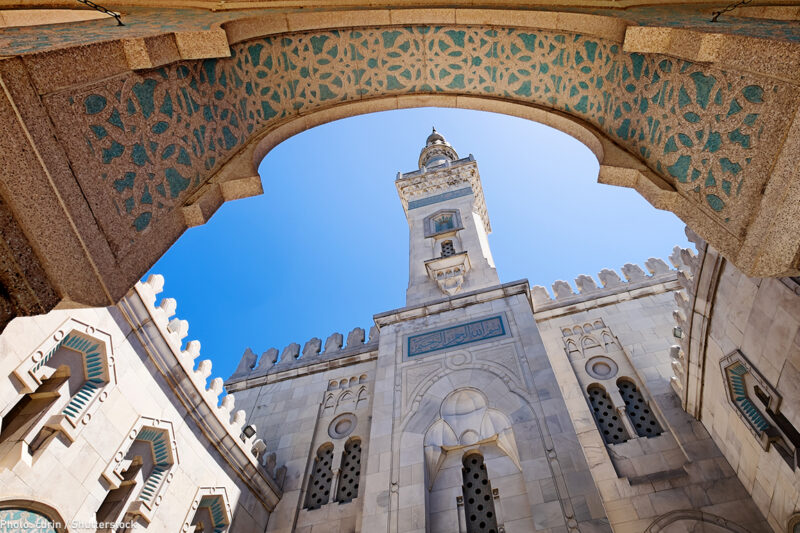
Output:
[617, 379, 662, 438]
[441, 240, 456, 257]
[98, 418, 177, 526]
[1, 327, 114, 464]
[336, 438, 362, 503]
[0, 502, 66, 533]
[461, 453, 499, 533]
[587, 385, 630, 444]
[305, 444, 334, 510]
[183, 489, 232, 533]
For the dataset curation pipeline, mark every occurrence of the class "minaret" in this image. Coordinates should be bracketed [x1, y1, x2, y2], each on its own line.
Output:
[396, 128, 499, 306]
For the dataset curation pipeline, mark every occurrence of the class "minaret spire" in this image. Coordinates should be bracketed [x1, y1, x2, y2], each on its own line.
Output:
[418, 128, 459, 169]
[396, 131, 498, 305]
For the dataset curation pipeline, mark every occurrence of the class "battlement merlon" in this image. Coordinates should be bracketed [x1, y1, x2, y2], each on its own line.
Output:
[119, 274, 285, 508]
[395, 155, 491, 234]
[530, 252, 694, 315]
[225, 325, 380, 390]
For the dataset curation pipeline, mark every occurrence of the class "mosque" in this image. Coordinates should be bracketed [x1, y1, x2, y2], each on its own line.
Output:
[0, 2, 799, 532]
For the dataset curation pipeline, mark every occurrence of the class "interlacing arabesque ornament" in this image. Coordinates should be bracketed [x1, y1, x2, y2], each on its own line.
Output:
[52, 26, 788, 242]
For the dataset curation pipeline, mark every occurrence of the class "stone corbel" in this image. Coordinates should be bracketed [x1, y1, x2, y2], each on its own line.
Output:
[425, 252, 471, 296]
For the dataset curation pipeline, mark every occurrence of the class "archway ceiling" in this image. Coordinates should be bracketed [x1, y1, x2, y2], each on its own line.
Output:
[0, 4, 798, 324]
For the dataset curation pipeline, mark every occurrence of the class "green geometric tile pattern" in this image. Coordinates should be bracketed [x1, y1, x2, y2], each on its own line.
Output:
[47, 25, 794, 249]
[0, 509, 58, 533]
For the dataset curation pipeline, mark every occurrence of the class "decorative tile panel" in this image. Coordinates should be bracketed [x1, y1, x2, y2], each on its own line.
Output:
[408, 315, 505, 357]
[408, 187, 472, 210]
[37, 21, 798, 257]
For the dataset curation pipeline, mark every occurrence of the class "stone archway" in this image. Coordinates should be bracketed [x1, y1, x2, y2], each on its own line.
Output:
[645, 509, 754, 533]
[0, 5, 798, 328]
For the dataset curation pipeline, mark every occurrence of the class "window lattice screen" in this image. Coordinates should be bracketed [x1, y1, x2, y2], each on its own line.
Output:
[587, 385, 630, 444]
[461, 454, 499, 533]
[336, 439, 362, 503]
[441, 240, 456, 257]
[618, 380, 662, 438]
[305, 445, 334, 510]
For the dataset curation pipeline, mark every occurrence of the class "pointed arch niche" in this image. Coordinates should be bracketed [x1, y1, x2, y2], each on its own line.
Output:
[423, 388, 520, 533]
[0, 318, 116, 468]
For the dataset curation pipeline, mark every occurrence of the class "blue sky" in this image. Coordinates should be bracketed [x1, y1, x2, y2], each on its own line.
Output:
[147, 108, 690, 379]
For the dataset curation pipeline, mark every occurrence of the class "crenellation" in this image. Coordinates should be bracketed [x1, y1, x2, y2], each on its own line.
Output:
[235, 347, 259, 374]
[221, 393, 236, 416]
[302, 337, 322, 358]
[138, 277, 287, 482]
[346, 326, 366, 347]
[621, 263, 647, 282]
[324, 332, 344, 353]
[207, 376, 225, 403]
[0, 113, 787, 532]
[645, 257, 671, 275]
[598, 268, 623, 288]
[259, 348, 280, 369]
[530, 285, 552, 307]
[530, 257, 680, 312]
[369, 325, 380, 343]
[197, 359, 214, 381]
[226, 324, 381, 385]
[280, 342, 301, 362]
[669, 246, 685, 270]
[575, 274, 598, 293]
[552, 279, 575, 299]
[182, 339, 201, 361]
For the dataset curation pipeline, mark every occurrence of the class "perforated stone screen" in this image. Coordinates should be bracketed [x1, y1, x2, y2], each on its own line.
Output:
[441, 240, 455, 257]
[461, 454, 499, 533]
[587, 385, 630, 444]
[336, 439, 361, 503]
[305, 445, 334, 510]
[618, 380, 662, 438]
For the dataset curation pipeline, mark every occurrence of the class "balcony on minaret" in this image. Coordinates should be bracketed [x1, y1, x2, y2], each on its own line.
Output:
[396, 129, 500, 306]
[425, 251, 471, 296]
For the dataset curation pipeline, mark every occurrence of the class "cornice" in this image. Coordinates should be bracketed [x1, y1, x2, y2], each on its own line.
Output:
[396, 158, 491, 233]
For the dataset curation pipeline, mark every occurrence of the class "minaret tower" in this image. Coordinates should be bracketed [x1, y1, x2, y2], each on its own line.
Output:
[396, 128, 499, 305]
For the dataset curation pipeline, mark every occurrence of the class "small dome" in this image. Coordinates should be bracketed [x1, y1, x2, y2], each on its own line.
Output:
[419, 127, 458, 168]
[426, 127, 447, 146]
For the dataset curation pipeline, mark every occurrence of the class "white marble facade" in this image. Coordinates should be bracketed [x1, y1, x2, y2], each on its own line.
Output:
[2, 131, 799, 533]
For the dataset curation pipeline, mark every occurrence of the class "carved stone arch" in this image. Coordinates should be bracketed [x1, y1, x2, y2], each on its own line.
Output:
[336, 389, 354, 411]
[788, 513, 800, 533]
[355, 386, 368, 409]
[1, 318, 117, 465]
[421, 386, 523, 489]
[99, 416, 179, 526]
[0, 8, 796, 332]
[400, 366, 533, 432]
[181, 487, 233, 533]
[581, 335, 601, 349]
[321, 393, 334, 414]
[601, 331, 617, 348]
[0, 499, 68, 533]
[565, 339, 581, 360]
[644, 509, 753, 533]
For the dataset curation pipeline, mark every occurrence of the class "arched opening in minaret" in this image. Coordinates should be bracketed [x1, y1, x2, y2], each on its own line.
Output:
[147, 107, 690, 380]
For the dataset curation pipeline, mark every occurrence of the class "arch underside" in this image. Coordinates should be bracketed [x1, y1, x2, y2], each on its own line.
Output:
[0, 7, 798, 325]
[45, 22, 796, 265]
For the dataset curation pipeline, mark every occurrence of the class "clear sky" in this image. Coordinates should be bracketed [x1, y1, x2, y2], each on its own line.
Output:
[147, 107, 690, 380]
